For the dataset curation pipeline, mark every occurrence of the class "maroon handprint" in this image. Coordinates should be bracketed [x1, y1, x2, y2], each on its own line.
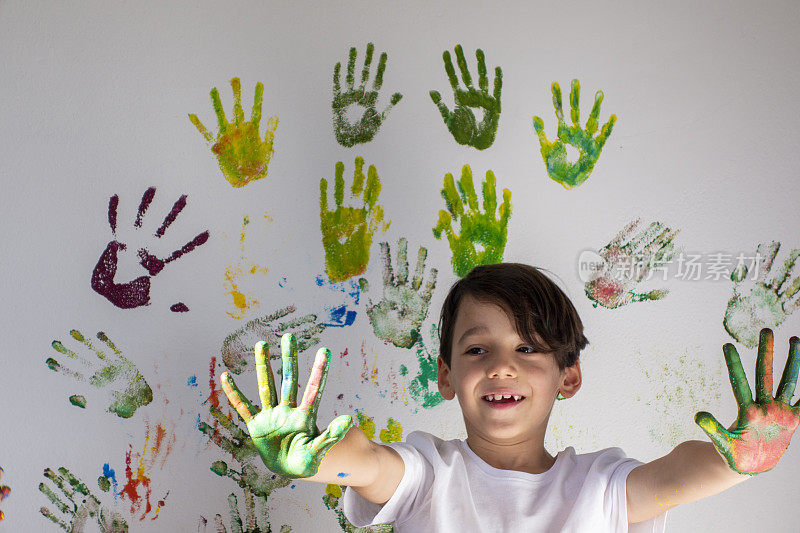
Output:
[91, 187, 210, 311]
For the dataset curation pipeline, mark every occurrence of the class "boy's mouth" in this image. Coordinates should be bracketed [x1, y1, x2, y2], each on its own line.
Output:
[482, 394, 525, 404]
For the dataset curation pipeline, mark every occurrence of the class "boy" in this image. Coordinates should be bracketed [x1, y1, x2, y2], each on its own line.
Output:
[221, 263, 800, 532]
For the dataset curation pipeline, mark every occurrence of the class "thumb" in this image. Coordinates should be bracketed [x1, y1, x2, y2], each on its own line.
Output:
[695, 411, 734, 457]
[311, 415, 354, 457]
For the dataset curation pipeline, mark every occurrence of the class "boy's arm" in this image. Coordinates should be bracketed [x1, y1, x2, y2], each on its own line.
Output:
[626, 330, 800, 524]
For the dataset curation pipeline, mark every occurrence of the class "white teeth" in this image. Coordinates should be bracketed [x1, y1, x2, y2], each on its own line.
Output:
[483, 394, 523, 402]
[513, 395, 521, 401]
[502, 394, 511, 399]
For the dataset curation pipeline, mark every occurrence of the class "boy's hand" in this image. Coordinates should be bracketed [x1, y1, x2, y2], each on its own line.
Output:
[221, 333, 354, 479]
[695, 328, 800, 475]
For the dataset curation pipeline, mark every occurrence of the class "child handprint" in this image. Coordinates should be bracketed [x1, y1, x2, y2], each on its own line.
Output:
[224, 214, 271, 319]
[432, 165, 512, 278]
[198, 491, 291, 533]
[189, 78, 279, 188]
[695, 329, 800, 475]
[584, 219, 679, 309]
[429, 45, 502, 150]
[39, 466, 128, 532]
[91, 187, 210, 311]
[45, 329, 153, 418]
[533, 79, 616, 189]
[320, 157, 390, 283]
[724, 241, 800, 348]
[333, 43, 402, 147]
[358, 238, 437, 348]
[405, 324, 444, 409]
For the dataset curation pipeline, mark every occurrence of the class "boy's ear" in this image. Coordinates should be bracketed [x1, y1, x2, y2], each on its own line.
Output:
[558, 360, 582, 399]
[437, 357, 456, 400]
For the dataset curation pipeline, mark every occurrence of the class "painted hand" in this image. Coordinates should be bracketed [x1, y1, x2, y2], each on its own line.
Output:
[695, 329, 800, 475]
[333, 43, 402, 147]
[45, 329, 152, 418]
[359, 238, 437, 348]
[198, 491, 291, 533]
[0, 467, 9, 521]
[429, 45, 502, 150]
[584, 219, 679, 309]
[320, 157, 389, 282]
[189, 78, 278, 188]
[533, 79, 616, 189]
[91, 187, 210, 311]
[724, 242, 800, 348]
[221, 334, 354, 479]
[39, 466, 128, 532]
[432, 165, 511, 278]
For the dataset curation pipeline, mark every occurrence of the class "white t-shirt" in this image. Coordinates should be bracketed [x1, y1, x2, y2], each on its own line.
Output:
[344, 431, 667, 533]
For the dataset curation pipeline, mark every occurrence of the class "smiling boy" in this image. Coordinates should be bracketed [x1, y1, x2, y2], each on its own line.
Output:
[220, 263, 800, 532]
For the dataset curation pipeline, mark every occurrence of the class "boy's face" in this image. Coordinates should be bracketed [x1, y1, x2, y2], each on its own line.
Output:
[438, 295, 581, 443]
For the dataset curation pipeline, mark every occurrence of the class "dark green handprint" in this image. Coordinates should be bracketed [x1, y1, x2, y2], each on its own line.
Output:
[432, 165, 512, 278]
[400, 324, 444, 409]
[39, 466, 128, 532]
[198, 491, 291, 533]
[430, 45, 502, 150]
[333, 43, 402, 147]
[533, 79, 616, 189]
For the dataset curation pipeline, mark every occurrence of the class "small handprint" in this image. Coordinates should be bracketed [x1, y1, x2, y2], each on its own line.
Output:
[39, 466, 128, 532]
[221, 305, 326, 374]
[724, 242, 800, 348]
[189, 78, 279, 188]
[333, 42, 402, 147]
[358, 238, 437, 348]
[0, 466, 9, 521]
[198, 490, 292, 533]
[224, 214, 271, 319]
[118, 423, 173, 521]
[583, 219, 679, 309]
[91, 187, 210, 311]
[695, 329, 800, 475]
[533, 79, 616, 189]
[45, 329, 153, 418]
[429, 45, 502, 150]
[404, 324, 444, 410]
[320, 157, 390, 282]
[432, 165, 512, 278]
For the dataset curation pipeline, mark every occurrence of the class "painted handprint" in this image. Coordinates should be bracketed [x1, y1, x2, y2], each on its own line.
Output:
[91, 187, 210, 311]
[724, 242, 800, 348]
[583, 219, 679, 309]
[429, 45, 502, 150]
[358, 238, 437, 348]
[333, 42, 402, 147]
[320, 157, 390, 282]
[46, 329, 152, 418]
[189, 78, 278, 188]
[401, 324, 444, 409]
[198, 491, 291, 533]
[221, 306, 326, 374]
[39, 466, 128, 532]
[533, 79, 616, 189]
[432, 165, 511, 278]
[224, 214, 271, 319]
[0, 467, 9, 521]
[118, 423, 173, 521]
[695, 329, 800, 475]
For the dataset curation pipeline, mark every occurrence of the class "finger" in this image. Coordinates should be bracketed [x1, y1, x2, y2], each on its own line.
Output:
[754, 241, 781, 283]
[161, 230, 210, 264]
[596, 114, 616, 148]
[482, 170, 498, 218]
[454, 44, 472, 86]
[458, 165, 480, 213]
[396, 237, 409, 285]
[777, 336, 800, 403]
[300, 347, 332, 416]
[379, 92, 402, 120]
[442, 49, 459, 92]
[69, 329, 107, 362]
[333, 61, 342, 96]
[319, 177, 330, 215]
[310, 415, 354, 457]
[209, 404, 250, 440]
[606, 218, 640, 250]
[755, 328, 774, 402]
[411, 245, 427, 291]
[430, 91, 452, 125]
[569, 79, 581, 127]
[422, 267, 438, 303]
[45, 357, 86, 381]
[360, 42, 374, 89]
[586, 90, 604, 136]
[58, 466, 90, 496]
[476, 48, 488, 91]
[280, 333, 299, 406]
[363, 162, 382, 210]
[440, 172, 463, 218]
[374, 51, 387, 91]
[107, 193, 119, 234]
[334, 161, 345, 208]
[380, 241, 395, 286]
[532, 116, 549, 147]
[228, 492, 243, 533]
[723, 343, 753, 406]
[230, 78, 244, 124]
[254, 341, 278, 408]
[50, 336, 90, 367]
[493, 66, 503, 102]
[40, 505, 70, 530]
[351, 156, 365, 198]
[623, 221, 662, 254]
[189, 114, 214, 143]
[499, 188, 512, 227]
[694, 411, 734, 458]
[95, 331, 121, 356]
[220, 372, 257, 421]
[41, 468, 74, 504]
[211, 86, 228, 133]
[782, 271, 800, 300]
[199, 422, 239, 456]
[771, 249, 800, 293]
[243, 490, 256, 532]
[551, 82, 565, 126]
[346, 46, 357, 90]
[213, 513, 226, 533]
[251, 82, 264, 127]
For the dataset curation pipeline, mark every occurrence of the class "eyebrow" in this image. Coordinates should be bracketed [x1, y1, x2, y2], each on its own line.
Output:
[456, 325, 491, 345]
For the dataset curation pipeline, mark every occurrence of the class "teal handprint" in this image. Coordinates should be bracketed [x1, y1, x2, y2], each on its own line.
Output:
[533, 79, 616, 189]
[432, 165, 512, 278]
[430, 45, 502, 150]
[333, 43, 402, 147]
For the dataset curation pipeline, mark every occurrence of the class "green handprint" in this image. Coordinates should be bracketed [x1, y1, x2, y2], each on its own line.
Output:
[198, 491, 291, 533]
[724, 242, 800, 348]
[220, 334, 354, 479]
[533, 79, 616, 189]
[400, 324, 444, 409]
[333, 42, 402, 147]
[695, 329, 800, 475]
[320, 157, 390, 283]
[432, 165, 512, 278]
[45, 330, 152, 418]
[39, 466, 128, 532]
[358, 238, 438, 348]
[189, 78, 278, 188]
[429, 45, 502, 150]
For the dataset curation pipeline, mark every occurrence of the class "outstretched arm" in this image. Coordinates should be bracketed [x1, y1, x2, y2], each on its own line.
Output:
[626, 329, 800, 524]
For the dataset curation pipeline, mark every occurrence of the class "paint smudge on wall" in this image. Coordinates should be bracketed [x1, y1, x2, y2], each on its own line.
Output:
[333, 42, 402, 147]
[532, 78, 616, 189]
[0, 467, 9, 521]
[46, 329, 153, 418]
[198, 490, 292, 533]
[400, 324, 444, 410]
[320, 157, 390, 283]
[91, 187, 210, 311]
[433, 165, 511, 278]
[119, 420, 174, 521]
[315, 274, 361, 327]
[98, 463, 118, 498]
[429, 44, 502, 150]
[224, 213, 271, 319]
[724, 241, 800, 347]
[359, 342, 409, 406]
[189, 77, 278, 188]
[359, 238, 437, 348]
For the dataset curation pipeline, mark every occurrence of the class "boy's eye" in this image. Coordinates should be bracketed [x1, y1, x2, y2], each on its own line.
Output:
[466, 347, 486, 355]
[517, 346, 535, 353]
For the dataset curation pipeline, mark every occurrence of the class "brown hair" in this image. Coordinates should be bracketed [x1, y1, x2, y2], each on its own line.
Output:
[438, 263, 588, 370]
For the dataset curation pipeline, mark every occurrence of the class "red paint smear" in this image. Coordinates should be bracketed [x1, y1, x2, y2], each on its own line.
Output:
[120, 442, 154, 519]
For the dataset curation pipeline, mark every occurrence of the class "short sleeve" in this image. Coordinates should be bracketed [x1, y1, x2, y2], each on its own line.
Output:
[607, 458, 667, 533]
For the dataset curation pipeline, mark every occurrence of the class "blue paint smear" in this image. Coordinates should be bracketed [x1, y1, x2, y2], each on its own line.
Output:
[102, 463, 118, 499]
[187, 375, 198, 387]
[323, 305, 357, 327]
[314, 274, 362, 305]
[279, 276, 288, 287]
[337, 472, 350, 478]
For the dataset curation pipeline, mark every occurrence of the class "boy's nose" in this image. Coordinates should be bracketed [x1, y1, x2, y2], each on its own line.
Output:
[486, 353, 517, 378]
